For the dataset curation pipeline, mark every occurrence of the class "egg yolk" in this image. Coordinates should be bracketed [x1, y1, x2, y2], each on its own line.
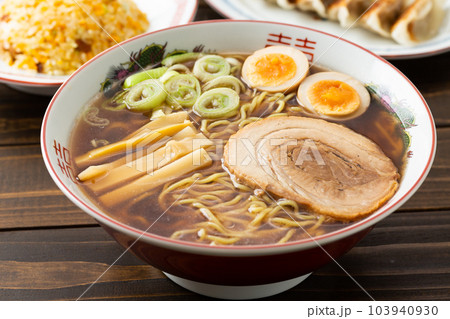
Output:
[246, 53, 297, 87]
[307, 80, 360, 116]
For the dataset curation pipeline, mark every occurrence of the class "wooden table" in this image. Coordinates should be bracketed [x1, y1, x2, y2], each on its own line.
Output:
[1, 1, 449, 301]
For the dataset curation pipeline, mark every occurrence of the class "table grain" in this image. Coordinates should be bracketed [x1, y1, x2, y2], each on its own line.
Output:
[0, 1, 449, 301]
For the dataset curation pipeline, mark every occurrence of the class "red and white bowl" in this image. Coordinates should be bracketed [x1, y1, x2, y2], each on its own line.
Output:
[41, 20, 436, 299]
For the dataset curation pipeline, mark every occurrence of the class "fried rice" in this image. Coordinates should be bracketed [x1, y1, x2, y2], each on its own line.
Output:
[0, 0, 149, 75]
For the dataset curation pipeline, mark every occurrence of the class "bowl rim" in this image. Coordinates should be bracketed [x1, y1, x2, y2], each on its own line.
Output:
[41, 20, 436, 257]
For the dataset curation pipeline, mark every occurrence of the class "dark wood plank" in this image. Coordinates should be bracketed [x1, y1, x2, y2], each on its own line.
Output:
[195, 0, 223, 21]
[0, 145, 95, 229]
[391, 53, 450, 95]
[391, 53, 450, 128]
[0, 84, 51, 146]
[423, 89, 450, 128]
[0, 209, 448, 300]
[0, 227, 191, 301]
[399, 127, 450, 211]
[277, 215, 450, 300]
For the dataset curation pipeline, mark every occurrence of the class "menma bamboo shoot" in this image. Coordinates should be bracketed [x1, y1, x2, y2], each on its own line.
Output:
[100, 148, 212, 207]
[75, 121, 190, 167]
[77, 126, 197, 181]
[89, 133, 212, 193]
[126, 111, 188, 139]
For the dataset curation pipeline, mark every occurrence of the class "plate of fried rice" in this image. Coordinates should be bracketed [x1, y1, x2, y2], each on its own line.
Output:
[0, 0, 198, 95]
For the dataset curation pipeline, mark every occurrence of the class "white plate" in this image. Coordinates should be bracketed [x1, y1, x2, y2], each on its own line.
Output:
[205, 0, 450, 59]
[0, 0, 198, 95]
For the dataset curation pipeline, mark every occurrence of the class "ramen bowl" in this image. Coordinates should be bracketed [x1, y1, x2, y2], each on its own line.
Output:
[41, 20, 435, 299]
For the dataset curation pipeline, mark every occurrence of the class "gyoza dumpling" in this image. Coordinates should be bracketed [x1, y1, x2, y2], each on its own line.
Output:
[295, 0, 340, 19]
[359, 0, 405, 38]
[391, 0, 445, 45]
[267, 0, 297, 9]
[328, 0, 377, 28]
[278, 0, 297, 9]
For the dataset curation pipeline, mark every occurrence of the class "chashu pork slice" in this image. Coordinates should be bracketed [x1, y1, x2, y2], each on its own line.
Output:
[223, 116, 399, 221]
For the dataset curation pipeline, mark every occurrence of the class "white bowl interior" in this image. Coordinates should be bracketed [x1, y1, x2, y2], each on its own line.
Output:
[41, 21, 435, 254]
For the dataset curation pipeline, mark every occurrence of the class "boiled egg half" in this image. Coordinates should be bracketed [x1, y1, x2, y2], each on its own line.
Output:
[297, 71, 370, 121]
[242, 46, 309, 93]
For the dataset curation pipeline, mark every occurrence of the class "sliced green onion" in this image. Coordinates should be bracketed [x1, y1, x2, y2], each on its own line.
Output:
[168, 63, 192, 74]
[123, 66, 168, 88]
[226, 57, 242, 75]
[193, 88, 240, 119]
[125, 79, 167, 112]
[165, 74, 201, 108]
[162, 52, 202, 67]
[202, 75, 246, 94]
[193, 55, 231, 82]
[159, 70, 180, 84]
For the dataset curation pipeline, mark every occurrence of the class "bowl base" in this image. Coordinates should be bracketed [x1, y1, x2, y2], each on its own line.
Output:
[164, 272, 312, 300]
